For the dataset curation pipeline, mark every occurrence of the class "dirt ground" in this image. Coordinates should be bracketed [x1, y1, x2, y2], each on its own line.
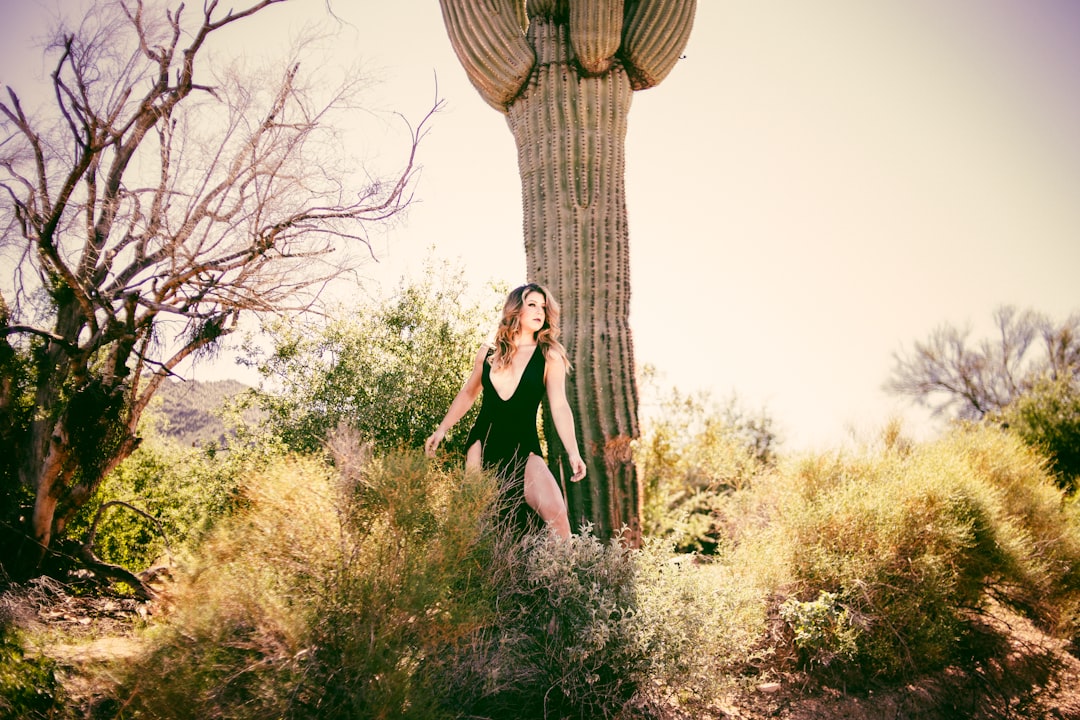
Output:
[712, 605, 1080, 720]
[14, 579, 1080, 720]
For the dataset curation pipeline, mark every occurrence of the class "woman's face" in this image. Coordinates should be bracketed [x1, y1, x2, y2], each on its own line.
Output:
[519, 290, 547, 336]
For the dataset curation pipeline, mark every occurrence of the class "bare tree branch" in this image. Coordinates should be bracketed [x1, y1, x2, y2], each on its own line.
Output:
[886, 306, 1080, 420]
[0, 324, 79, 351]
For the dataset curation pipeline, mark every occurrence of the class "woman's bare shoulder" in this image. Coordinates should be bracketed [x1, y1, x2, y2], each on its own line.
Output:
[543, 345, 570, 372]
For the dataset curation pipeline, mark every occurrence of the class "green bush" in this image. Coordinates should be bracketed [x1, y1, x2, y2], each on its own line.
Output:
[238, 261, 496, 456]
[746, 424, 1080, 684]
[0, 622, 69, 720]
[778, 591, 857, 670]
[994, 375, 1080, 494]
[637, 377, 776, 553]
[65, 429, 283, 574]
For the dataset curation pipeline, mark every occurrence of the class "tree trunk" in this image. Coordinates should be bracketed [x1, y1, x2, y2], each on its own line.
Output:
[17, 316, 138, 572]
[506, 19, 640, 542]
[19, 302, 85, 569]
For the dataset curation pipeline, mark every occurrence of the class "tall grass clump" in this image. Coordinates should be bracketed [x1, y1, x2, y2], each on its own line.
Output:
[115, 432, 500, 719]
[116, 455, 340, 718]
[114, 430, 758, 719]
[294, 437, 504, 719]
[744, 424, 1080, 685]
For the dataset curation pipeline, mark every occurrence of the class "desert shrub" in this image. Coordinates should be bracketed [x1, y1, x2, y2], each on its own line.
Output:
[768, 452, 987, 679]
[944, 425, 1080, 627]
[442, 531, 763, 719]
[637, 377, 776, 553]
[116, 454, 340, 719]
[116, 437, 506, 719]
[624, 543, 765, 706]
[745, 424, 1080, 685]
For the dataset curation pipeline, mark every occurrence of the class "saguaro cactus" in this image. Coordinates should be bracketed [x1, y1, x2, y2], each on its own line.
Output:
[439, 0, 696, 542]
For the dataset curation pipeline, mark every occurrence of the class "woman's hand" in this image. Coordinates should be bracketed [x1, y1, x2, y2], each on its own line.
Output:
[569, 453, 587, 482]
[424, 429, 445, 458]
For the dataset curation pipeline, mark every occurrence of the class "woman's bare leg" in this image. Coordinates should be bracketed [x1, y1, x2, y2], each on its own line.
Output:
[465, 441, 483, 473]
[524, 454, 571, 539]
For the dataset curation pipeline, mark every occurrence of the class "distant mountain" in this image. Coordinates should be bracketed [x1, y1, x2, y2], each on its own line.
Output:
[154, 378, 256, 447]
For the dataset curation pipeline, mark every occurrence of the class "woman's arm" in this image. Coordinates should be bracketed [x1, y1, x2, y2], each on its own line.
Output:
[544, 351, 587, 482]
[425, 345, 488, 457]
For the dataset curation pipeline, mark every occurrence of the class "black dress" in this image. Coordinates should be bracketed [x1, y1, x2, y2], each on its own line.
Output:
[465, 345, 546, 533]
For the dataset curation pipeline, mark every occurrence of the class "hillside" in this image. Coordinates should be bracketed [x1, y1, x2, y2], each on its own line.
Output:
[154, 378, 256, 447]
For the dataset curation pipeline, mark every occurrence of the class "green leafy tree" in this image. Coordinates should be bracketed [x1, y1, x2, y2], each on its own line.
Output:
[437, 0, 697, 543]
[240, 264, 496, 455]
[0, 0, 430, 574]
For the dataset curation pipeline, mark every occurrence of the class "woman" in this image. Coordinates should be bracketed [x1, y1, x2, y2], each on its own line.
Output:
[425, 283, 586, 538]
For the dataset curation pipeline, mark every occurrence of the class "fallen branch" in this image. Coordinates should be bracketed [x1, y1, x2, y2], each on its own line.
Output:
[75, 545, 155, 601]
[79, 499, 176, 600]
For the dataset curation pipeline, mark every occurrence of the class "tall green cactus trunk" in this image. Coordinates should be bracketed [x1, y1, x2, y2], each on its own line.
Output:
[507, 19, 639, 539]
[439, 0, 696, 543]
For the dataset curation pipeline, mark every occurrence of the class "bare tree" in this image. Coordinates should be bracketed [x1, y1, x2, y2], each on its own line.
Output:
[0, 0, 434, 574]
[885, 306, 1080, 420]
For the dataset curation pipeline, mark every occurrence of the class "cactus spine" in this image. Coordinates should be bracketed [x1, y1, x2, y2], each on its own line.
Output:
[439, 0, 696, 543]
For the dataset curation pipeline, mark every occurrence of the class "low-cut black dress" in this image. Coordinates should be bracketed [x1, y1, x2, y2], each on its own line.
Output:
[465, 346, 546, 534]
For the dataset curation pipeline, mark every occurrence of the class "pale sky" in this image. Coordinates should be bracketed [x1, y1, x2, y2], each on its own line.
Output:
[3, 1, 1079, 450]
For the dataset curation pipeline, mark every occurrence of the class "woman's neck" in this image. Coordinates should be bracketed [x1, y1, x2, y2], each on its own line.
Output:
[513, 332, 537, 348]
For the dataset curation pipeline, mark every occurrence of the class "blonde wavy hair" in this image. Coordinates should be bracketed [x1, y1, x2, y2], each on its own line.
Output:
[490, 283, 570, 371]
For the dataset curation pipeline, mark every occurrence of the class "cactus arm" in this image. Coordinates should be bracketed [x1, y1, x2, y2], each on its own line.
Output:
[439, 0, 536, 111]
[620, 0, 696, 90]
[569, 0, 624, 75]
[526, 0, 567, 20]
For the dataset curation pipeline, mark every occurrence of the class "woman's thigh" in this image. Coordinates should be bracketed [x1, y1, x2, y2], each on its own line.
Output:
[465, 441, 482, 472]
[523, 454, 566, 512]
